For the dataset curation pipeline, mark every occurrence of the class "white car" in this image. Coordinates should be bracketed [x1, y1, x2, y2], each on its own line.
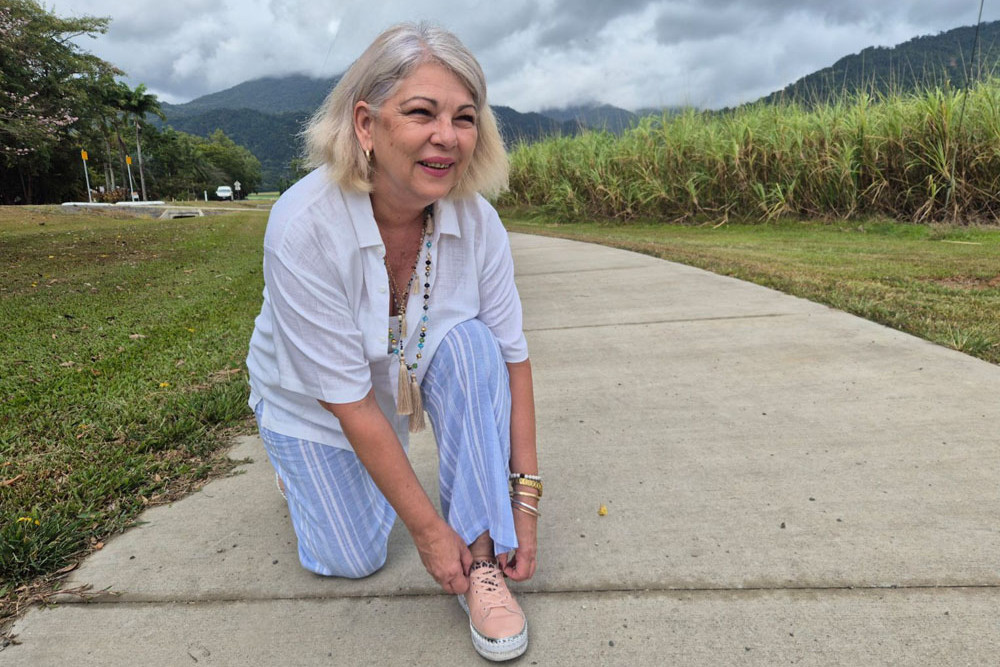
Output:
[216, 185, 233, 200]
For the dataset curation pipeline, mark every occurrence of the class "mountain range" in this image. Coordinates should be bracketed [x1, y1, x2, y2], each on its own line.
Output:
[763, 20, 1000, 105]
[160, 86, 642, 188]
[159, 19, 1000, 189]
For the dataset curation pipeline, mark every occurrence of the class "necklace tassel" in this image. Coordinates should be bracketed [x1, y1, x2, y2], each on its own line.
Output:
[396, 358, 413, 415]
[386, 208, 432, 425]
[408, 372, 425, 433]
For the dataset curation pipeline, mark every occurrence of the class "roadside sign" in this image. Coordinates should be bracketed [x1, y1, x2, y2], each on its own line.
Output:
[81, 150, 88, 161]
[126, 155, 132, 165]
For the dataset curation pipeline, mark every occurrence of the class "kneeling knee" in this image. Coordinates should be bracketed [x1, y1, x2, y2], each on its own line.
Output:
[344, 550, 388, 579]
[439, 320, 503, 367]
[305, 544, 388, 579]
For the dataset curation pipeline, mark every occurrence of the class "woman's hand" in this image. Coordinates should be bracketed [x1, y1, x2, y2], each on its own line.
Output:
[413, 518, 473, 594]
[325, 394, 472, 593]
[498, 508, 537, 581]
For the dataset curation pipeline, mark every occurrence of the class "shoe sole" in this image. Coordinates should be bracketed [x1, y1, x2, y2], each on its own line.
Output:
[457, 594, 528, 662]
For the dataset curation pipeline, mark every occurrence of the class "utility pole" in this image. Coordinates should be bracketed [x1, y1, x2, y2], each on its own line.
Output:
[126, 155, 136, 201]
[81, 150, 92, 203]
[135, 121, 147, 201]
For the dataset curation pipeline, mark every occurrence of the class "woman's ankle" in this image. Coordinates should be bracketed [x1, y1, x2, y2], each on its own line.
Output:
[469, 531, 494, 561]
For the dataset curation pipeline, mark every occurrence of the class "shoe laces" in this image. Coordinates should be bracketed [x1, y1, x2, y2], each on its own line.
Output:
[469, 561, 513, 611]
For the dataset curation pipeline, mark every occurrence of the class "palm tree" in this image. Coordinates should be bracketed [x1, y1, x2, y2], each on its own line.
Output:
[97, 79, 132, 195]
[121, 84, 164, 201]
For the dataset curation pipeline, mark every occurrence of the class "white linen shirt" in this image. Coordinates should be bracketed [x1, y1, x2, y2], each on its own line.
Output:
[246, 167, 528, 450]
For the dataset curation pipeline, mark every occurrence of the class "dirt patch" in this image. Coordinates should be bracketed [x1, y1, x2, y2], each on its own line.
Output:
[928, 275, 1000, 290]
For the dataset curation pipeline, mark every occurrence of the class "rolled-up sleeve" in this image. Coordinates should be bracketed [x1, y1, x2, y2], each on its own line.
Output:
[477, 211, 529, 363]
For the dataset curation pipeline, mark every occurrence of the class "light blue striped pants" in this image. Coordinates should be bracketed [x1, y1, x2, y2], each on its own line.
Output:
[255, 319, 518, 578]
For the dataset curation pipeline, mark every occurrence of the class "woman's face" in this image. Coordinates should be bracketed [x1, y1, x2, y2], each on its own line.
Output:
[356, 62, 479, 213]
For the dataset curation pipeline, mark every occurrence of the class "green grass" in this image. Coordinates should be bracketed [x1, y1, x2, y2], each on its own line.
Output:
[246, 192, 279, 201]
[502, 210, 1000, 364]
[0, 206, 267, 613]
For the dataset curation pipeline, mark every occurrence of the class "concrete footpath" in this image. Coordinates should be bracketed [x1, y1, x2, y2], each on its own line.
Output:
[7, 233, 1000, 665]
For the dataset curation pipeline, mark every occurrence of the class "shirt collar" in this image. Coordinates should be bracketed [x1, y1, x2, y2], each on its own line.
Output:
[343, 189, 383, 249]
[433, 198, 462, 239]
[343, 187, 464, 245]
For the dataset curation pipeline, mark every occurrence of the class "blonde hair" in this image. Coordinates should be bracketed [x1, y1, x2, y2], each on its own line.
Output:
[304, 22, 508, 199]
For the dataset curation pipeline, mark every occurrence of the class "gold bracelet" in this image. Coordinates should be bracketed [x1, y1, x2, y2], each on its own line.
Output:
[512, 504, 539, 519]
[511, 478, 543, 496]
[511, 490, 540, 501]
[511, 500, 541, 518]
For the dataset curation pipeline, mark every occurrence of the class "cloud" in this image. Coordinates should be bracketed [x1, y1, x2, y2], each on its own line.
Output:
[48, 0, 1000, 110]
[534, 0, 655, 48]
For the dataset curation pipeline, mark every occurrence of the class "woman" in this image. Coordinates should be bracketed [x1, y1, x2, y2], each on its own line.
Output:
[246, 23, 540, 662]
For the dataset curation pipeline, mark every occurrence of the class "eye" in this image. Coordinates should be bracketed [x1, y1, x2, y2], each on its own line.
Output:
[456, 113, 477, 126]
[406, 107, 433, 117]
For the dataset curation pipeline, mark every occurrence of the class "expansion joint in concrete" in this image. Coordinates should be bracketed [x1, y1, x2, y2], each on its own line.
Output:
[524, 312, 795, 333]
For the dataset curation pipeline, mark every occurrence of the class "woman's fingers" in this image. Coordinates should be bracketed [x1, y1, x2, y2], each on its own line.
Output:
[460, 541, 474, 577]
[415, 520, 472, 594]
[444, 540, 472, 594]
[503, 549, 536, 581]
[444, 564, 470, 594]
[503, 508, 538, 581]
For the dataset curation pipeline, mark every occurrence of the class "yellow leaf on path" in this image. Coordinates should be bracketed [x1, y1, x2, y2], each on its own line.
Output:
[598, 504, 608, 516]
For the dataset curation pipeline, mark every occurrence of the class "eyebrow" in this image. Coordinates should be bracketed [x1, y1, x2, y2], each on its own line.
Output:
[400, 96, 477, 112]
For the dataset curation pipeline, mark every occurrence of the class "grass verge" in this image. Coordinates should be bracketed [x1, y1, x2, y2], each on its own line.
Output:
[502, 210, 1000, 365]
[0, 206, 267, 634]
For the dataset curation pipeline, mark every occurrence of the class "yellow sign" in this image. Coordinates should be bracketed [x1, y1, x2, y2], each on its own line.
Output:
[81, 150, 88, 161]
[126, 155, 132, 165]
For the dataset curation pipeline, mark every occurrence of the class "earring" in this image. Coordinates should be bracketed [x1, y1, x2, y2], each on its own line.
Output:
[365, 148, 372, 162]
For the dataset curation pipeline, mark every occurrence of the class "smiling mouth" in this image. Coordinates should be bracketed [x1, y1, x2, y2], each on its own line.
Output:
[419, 161, 452, 170]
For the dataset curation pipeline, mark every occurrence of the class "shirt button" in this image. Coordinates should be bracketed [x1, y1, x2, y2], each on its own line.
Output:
[378, 285, 387, 293]
[379, 336, 386, 344]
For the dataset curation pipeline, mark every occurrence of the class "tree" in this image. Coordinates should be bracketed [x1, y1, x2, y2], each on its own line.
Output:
[0, 0, 115, 203]
[278, 157, 310, 193]
[0, 1, 266, 204]
[141, 127, 213, 200]
[120, 83, 164, 201]
[198, 129, 262, 195]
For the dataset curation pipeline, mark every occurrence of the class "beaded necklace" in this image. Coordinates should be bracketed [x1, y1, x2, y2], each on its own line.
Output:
[384, 206, 433, 433]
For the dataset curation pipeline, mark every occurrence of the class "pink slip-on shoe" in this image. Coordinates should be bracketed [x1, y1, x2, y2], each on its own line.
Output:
[458, 560, 528, 661]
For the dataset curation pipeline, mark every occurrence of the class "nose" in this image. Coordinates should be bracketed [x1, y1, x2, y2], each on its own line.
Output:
[431, 117, 458, 149]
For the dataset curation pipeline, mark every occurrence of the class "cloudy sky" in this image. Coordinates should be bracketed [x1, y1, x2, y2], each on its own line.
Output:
[49, 0, 997, 111]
